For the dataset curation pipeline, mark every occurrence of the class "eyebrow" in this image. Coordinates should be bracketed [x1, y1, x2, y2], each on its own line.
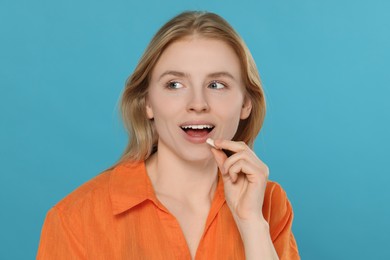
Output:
[158, 70, 188, 80]
[207, 72, 236, 80]
[158, 70, 236, 81]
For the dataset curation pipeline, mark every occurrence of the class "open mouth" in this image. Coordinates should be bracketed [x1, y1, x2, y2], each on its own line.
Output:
[180, 124, 215, 137]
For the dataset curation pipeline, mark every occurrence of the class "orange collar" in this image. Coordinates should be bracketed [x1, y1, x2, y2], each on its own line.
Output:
[109, 161, 225, 215]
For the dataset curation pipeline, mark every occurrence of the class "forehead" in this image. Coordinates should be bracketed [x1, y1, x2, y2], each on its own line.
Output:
[151, 37, 242, 80]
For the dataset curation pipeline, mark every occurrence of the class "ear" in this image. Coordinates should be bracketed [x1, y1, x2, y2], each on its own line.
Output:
[240, 96, 252, 120]
[145, 96, 154, 119]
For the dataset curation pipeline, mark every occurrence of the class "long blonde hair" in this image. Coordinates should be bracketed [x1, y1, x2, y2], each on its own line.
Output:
[119, 11, 265, 162]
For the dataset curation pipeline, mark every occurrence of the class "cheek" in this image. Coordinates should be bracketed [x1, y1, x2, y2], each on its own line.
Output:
[148, 94, 179, 116]
[214, 99, 244, 138]
[147, 96, 184, 131]
[214, 94, 244, 118]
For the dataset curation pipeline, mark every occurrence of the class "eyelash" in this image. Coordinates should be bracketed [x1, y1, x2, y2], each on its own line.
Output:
[165, 81, 183, 89]
[208, 81, 227, 90]
[165, 80, 228, 90]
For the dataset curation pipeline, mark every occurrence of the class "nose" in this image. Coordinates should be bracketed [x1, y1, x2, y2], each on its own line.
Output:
[186, 88, 209, 113]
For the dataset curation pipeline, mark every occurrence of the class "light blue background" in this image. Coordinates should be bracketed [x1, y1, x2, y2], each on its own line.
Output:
[1, 0, 389, 259]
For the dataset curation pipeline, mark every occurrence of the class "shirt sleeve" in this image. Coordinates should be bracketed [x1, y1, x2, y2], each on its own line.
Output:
[37, 207, 85, 259]
[263, 182, 300, 260]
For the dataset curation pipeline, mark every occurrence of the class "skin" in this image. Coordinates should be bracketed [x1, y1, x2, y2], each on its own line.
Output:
[145, 36, 251, 163]
[145, 36, 278, 259]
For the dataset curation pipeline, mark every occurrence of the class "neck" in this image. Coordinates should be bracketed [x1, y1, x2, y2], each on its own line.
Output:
[145, 147, 219, 204]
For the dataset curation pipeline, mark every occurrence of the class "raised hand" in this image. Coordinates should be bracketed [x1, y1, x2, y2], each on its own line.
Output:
[210, 139, 269, 222]
[210, 139, 279, 259]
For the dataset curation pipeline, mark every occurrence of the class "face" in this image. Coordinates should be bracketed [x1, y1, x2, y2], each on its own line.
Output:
[146, 36, 252, 162]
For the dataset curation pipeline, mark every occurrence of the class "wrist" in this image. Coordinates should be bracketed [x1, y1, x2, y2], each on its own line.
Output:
[234, 217, 278, 260]
[234, 216, 270, 238]
[233, 212, 267, 226]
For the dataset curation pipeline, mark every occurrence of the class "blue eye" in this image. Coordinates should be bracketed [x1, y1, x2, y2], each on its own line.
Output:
[166, 81, 183, 89]
[209, 81, 225, 89]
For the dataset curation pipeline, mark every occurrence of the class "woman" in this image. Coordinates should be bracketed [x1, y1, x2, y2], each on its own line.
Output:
[37, 11, 300, 259]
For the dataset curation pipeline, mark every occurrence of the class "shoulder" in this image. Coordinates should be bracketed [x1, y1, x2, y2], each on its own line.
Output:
[263, 182, 300, 258]
[53, 161, 144, 216]
[264, 181, 290, 209]
[262, 181, 294, 238]
[53, 168, 112, 216]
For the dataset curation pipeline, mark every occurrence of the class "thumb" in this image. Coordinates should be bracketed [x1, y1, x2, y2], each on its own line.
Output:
[210, 148, 227, 174]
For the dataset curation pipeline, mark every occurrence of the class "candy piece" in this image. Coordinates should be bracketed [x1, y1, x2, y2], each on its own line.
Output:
[206, 138, 216, 148]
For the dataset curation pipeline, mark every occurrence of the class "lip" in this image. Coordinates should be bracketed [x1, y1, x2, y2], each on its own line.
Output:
[179, 120, 215, 144]
[179, 120, 215, 127]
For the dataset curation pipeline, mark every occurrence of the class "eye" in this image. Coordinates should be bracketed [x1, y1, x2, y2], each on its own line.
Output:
[208, 81, 226, 90]
[166, 81, 183, 89]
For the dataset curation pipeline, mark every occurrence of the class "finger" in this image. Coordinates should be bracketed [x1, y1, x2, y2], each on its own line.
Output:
[213, 139, 247, 153]
[226, 159, 269, 183]
[227, 160, 244, 183]
[227, 161, 260, 184]
[223, 151, 249, 173]
[210, 147, 228, 174]
[223, 149, 261, 174]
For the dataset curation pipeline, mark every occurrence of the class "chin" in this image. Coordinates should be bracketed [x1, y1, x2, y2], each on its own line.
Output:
[178, 150, 214, 164]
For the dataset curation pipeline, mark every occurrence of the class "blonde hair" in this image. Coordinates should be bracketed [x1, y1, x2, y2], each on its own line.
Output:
[119, 11, 265, 162]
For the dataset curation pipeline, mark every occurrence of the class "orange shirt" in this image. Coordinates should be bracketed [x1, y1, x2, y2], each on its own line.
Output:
[37, 161, 300, 259]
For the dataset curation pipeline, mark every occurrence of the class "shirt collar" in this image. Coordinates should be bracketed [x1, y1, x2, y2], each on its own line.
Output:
[109, 160, 225, 215]
[109, 161, 157, 215]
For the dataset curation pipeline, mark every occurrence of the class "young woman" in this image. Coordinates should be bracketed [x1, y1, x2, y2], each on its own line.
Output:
[37, 11, 300, 259]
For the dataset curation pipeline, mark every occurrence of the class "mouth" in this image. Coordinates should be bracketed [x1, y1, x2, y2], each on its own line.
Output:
[180, 124, 215, 138]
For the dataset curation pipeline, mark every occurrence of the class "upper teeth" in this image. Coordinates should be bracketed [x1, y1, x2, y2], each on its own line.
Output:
[181, 125, 213, 129]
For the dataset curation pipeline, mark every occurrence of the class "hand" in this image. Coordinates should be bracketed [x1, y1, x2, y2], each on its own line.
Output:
[210, 139, 269, 222]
